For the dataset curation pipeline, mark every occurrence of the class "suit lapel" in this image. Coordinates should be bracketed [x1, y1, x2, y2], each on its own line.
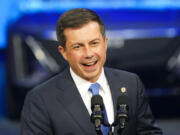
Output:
[104, 68, 129, 122]
[56, 68, 96, 134]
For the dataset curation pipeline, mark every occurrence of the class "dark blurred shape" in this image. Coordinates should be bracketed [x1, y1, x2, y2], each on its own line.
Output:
[6, 9, 180, 120]
[116, 95, 128, 134]
[0, 51, 6, 117]
[91, 95, 104, 134]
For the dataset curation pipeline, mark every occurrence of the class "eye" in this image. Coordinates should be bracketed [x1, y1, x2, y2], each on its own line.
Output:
[92, 41, 99, 46]
[73, 44, 81, 49]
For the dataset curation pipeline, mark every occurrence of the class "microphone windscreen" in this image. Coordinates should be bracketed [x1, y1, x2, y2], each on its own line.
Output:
[117, 96, 128, 106]
[91, 95, 104, 109]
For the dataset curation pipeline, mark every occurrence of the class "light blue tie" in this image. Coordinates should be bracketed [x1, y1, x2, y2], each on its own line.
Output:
[89, 83, 110, 135]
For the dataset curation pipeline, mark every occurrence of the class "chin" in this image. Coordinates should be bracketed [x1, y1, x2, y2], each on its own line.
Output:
[83, 71, 100, 82]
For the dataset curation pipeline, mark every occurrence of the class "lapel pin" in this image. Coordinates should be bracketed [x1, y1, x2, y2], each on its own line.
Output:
[121, 87, 126, 93]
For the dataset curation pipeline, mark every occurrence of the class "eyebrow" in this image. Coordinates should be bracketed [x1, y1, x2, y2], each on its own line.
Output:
[89, 38, 100, 43]
[70, 42, 83, 47]
[69, 38, 101, 47]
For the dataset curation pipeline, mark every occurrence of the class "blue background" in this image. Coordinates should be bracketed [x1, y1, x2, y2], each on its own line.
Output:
[1, 0, 180, 49]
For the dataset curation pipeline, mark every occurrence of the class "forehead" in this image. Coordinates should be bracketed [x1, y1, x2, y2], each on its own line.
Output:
[64, 21, 102, 43]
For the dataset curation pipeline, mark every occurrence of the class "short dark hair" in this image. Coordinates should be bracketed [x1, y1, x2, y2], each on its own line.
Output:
[56, 8, 106, 48]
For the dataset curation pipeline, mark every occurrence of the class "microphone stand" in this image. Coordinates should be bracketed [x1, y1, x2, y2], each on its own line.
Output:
[95, 129, 103, 135]
[104, 122, 114, 135]
[108, 125, 114, 135]
[111, 120, 125, 135]
[92, 115, 103, 135]
[94, 122, 114, 135]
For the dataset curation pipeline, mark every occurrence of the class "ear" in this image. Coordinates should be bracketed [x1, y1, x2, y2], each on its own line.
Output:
[58, 45, 67, 60]
[104, 37, 108, 50]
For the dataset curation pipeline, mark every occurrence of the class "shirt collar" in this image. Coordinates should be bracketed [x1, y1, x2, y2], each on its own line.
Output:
[70, 67, 108, 94]
[70, 68, 91, 97]
[96, 68, 108, 94]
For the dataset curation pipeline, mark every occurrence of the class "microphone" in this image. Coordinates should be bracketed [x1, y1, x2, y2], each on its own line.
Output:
[116, 95, 128, 131]
[91, 95, 104, 135]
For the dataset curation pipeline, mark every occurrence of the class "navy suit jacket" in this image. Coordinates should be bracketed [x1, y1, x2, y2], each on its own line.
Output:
[21, 67, 162, 135]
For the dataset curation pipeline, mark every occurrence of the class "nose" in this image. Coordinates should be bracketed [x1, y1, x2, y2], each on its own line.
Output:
[84, 46, 94, 59]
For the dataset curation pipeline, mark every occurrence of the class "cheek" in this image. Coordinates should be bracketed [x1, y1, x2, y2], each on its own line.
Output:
[67, 52, 81, 64]
[98, 46, 106, 58]
[99, 48, 107, 65]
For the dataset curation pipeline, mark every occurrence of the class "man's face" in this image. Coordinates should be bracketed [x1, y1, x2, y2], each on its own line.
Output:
[58, 21, 108, 82]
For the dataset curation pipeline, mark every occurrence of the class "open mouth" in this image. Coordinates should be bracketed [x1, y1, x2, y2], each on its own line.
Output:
[82, 60, 98, 67]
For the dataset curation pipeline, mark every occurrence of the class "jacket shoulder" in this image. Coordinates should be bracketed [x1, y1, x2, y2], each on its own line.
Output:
[105, 67, 138, 79]
[27, 68, 69, 97]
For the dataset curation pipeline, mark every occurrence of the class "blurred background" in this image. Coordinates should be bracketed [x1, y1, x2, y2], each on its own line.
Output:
[1, 0, 180, 134]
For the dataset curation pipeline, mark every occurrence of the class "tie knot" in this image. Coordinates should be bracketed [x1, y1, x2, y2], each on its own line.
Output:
[89, 83, 100, 95]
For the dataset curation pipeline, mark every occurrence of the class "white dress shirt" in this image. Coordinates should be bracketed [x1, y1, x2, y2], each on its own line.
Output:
[70, 67, 114, 124]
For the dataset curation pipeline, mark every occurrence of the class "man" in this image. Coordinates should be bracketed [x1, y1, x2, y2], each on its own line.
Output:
[21, 8, 163, 135]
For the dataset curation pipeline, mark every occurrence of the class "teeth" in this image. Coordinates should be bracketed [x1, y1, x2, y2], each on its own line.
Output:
[84, 61, 96, 66]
